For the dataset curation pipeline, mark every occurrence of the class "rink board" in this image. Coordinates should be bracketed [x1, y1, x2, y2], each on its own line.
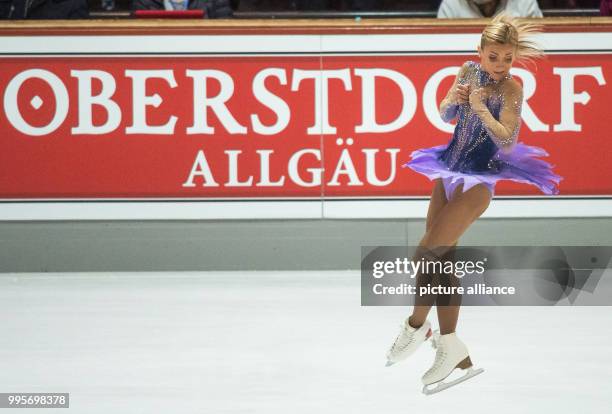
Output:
[1, 26, 611, 219]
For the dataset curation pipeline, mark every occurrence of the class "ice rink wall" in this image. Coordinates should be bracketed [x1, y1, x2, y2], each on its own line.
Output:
[1, 17, 611, 271]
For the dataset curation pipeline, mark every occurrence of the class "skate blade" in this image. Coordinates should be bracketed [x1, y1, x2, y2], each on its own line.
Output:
[385, 360, 395, 367]
[422, 367, 484, 395]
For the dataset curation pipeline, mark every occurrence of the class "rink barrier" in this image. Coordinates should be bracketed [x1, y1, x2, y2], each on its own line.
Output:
[0, 18, 611, 220]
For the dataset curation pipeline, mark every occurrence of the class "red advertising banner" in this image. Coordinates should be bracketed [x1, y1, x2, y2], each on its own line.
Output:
[0, 31, 611, 204]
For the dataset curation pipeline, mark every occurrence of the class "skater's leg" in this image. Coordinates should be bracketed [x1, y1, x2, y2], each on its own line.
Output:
[421, 183, 492, 335]
[426, 178, 448, 233]
[421, 182, 491, 249]
[437, 296, 461, 334]
[435, 241, 461, 335]
[408, 179, 449, 328]
[409, 240, 457, 329]
[418, 184, 491, 391]
[436, 244, 461, 335]
[385, 182, 488, 366]
[437, 305, 461, 335]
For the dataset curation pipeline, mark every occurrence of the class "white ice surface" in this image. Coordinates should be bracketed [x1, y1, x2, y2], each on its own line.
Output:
[0, 271, 611, 414]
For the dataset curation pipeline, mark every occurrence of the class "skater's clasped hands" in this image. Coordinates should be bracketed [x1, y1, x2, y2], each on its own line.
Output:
[449, 82, 488, 114]
[468, 87, 488, 113]
[453, 83, 470, 104]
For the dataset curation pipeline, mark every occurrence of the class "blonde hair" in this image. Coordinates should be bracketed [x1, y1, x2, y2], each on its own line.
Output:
[480, 12, 545, 68]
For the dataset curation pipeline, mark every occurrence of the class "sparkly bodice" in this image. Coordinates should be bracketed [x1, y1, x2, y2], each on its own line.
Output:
[438, 61, 518, 173]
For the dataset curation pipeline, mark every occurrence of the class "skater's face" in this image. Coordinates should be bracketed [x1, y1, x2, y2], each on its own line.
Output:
[478, 42, 516, 81]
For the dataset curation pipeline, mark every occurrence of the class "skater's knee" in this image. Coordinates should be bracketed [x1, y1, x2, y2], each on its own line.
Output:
[419, 234, 455, 255]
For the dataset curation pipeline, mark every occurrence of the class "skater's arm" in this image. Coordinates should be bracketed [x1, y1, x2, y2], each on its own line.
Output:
[470, 80, 523, 154]
[439, 62, 471, 122]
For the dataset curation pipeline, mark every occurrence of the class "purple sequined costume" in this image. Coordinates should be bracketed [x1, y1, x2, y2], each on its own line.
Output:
[403, 61, 563, 201]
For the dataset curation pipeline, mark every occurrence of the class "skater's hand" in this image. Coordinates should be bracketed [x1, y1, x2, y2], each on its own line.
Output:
[469, 87, 487, 112]
[452, 83, 470, 104]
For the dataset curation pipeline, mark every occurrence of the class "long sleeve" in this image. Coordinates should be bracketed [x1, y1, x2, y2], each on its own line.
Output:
[436, 0, 452, 18]
[440, 100, 459, 123]
[439, 61, 471, 123]
[523, 0, 543, 18]
[474, 80, 524, 154]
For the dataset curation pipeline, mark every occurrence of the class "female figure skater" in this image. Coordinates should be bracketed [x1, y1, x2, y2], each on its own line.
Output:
[385, 12, 563, 394]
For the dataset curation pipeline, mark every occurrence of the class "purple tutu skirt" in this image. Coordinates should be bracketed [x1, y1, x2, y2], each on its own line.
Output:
[402, 142, 563, 201]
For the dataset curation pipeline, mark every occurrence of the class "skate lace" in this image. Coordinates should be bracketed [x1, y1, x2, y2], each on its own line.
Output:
[390, 323, 415, 352]
[428, 347, 447, 373]
[430, 330, 441, 350]
[426, 330, 447, 375]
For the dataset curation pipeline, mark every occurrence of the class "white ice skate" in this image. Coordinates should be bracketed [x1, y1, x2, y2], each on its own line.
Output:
[421, 330, 484, 395]
[385, 319, 432, 367]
